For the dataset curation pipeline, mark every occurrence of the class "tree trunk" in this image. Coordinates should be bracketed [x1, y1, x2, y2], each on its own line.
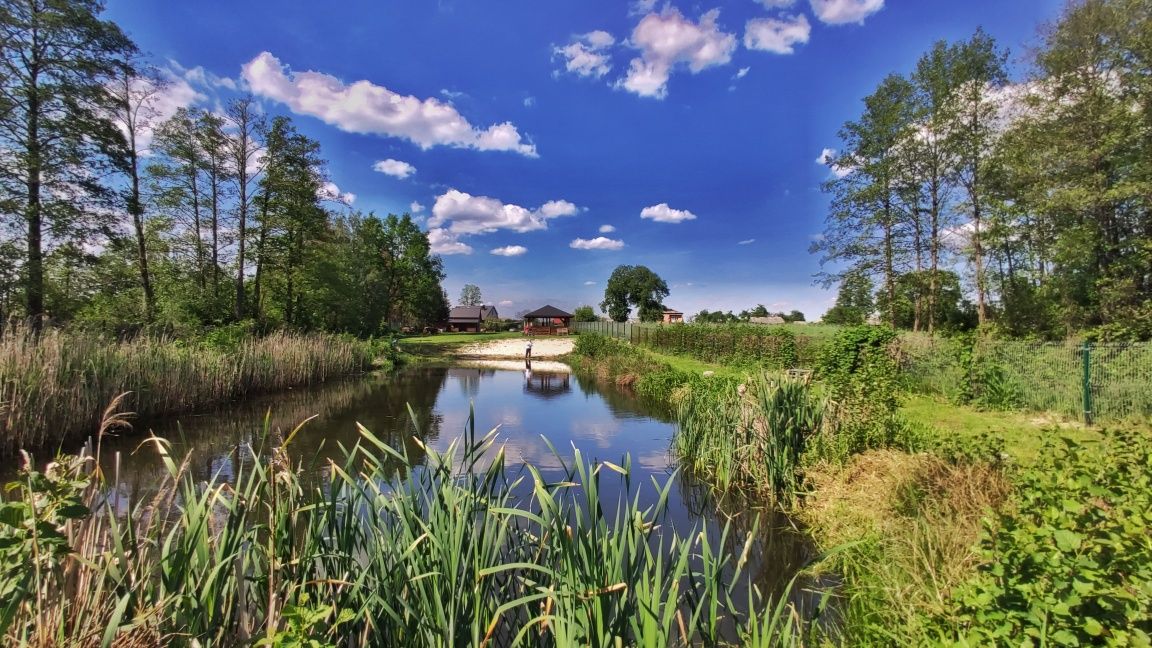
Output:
[26, 98, 44, 334]
[127, 134, 155, 321]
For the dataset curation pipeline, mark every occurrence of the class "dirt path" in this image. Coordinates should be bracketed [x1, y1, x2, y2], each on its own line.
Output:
[455, 337, 574, 358]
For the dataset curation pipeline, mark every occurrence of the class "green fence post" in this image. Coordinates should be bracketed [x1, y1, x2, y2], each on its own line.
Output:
[1082, 341, 1093, 426]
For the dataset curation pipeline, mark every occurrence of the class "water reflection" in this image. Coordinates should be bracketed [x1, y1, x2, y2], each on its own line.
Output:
[17, 364, 815, 606]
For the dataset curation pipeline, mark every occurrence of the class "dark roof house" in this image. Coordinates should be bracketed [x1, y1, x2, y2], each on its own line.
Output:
[447, 305, 499, 332]
[522, 305, 573, 335]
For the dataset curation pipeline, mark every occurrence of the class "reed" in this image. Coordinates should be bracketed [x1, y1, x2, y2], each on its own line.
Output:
[672, 373, 825, 502]
[0, 323, 375, 456]
[0, 407, 818, 646]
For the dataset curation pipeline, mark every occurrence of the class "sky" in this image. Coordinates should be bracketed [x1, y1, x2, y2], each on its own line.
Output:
[104, 0, 1067, 320]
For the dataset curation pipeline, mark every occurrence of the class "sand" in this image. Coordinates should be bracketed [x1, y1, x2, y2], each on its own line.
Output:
[455, 337, 575, 359]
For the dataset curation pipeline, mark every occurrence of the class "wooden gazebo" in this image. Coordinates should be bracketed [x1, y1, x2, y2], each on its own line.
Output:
[522, 305, 573, 335]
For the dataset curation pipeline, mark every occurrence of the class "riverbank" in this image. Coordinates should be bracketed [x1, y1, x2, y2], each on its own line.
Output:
[569, 329, 1152, 645]
[0, 325, 379, 457]
[398, 331, 574, 360]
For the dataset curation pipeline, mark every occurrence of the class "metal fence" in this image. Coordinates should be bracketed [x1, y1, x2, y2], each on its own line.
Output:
[902, 335, 1152, 423]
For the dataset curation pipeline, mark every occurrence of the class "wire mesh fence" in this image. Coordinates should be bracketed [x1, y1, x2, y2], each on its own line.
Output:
[576, 323, 1152, 423]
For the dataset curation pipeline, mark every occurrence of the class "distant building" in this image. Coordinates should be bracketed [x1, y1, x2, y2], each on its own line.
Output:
[662, 308, 684, 323]
[750, 315, 786, 325]
[447, 305, 499, 332]
[523, 305, 574, 335]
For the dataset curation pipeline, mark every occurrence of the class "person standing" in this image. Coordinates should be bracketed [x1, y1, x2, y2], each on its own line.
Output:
[525, 338, 533, 360]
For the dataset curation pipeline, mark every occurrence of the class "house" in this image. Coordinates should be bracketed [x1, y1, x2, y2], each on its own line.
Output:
[750, 315, 786, 325]
[662, 308, 684, 324]
[447, 305, 499, 332]
[522, 305, 573, 335]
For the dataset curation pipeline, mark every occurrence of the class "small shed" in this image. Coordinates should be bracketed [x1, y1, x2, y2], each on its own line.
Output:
[448, 305, 499, 332]
[662, 308, 684, 323]
[750, 315, 786, 325]
[523, 305, 573, 335]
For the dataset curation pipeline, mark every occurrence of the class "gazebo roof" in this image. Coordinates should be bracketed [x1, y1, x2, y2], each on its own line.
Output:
[522, 305, 573, 319]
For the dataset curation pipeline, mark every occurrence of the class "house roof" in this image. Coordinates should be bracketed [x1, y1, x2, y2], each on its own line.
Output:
[662, 308, 683, 315]
[522, 305, 573, 319]
[448, 305, 498, 321]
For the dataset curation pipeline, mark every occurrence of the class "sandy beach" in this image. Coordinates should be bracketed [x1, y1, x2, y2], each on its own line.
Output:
[455, 337, 575, 358]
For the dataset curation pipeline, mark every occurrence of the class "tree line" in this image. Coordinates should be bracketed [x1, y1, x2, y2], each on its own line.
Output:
[815, 0, 1152, 340]
[0, 0, 448, 336]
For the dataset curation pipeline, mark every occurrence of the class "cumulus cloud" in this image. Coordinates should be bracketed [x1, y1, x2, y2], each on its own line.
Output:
[817, 147, 852, 178]
[555, 31, 616, 78]
[809, 0, 884, 25]
[734, 66, 751, 79]
[373, 158, 416, 179]
[619, 8, 737, 99]
[491, 245, 528, 257]
[571, 237, 625, 251]
[599, 224, 616, 233]
[427, 228, 473, 255]
[410, 201, 425, 214]
[318, 181, 356, 205]
[242, 52, 537, 156]
[584, 280, 597, 285]
[629, 0, 657, 15]
[117, 70, 205, 154]
[738, 238, 756, 245]
[640, 203, 697, 223]
[429, 190, 578, 236]
[744, 14, 811, 54]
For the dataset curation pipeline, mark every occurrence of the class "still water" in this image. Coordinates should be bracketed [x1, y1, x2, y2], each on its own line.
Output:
[68, 362, 816, 599]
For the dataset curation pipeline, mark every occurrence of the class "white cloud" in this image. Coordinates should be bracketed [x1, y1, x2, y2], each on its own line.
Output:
[640, 202, 697, 223]
[242, 52, 537, 156]
[491, 245, 528, 257]
[584, 280, 597, 285]
[734, 66, 751, 79]
[499, 300, 514, 306]
[809, 0, 884, 25]
[599, 224, 616, 233]
[427, 228, 473, 255]
[744, 14, 810, 54]
[410, 201, 425, 214]
[629, 0, 657, 15]
[756, 0, 797, 6]
[372, 158, 416, 179]
[523, 96, 536, 107]
[119, 71, 205, 154]
[619, 8, 737, 99]
[440, 88, 466, 100]
[555, 31, 616, 79]
[429, 190, 578, 235]
[816, 147, 852, 178]
[571, 237, 625, 251]
[738, 238, 756, 245]
[318, 181, 356, 204]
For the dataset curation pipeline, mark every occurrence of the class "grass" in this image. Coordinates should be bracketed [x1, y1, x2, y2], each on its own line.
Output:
[0, 406, 817, 647]
[0, 324, 376, 457]
[398, 331, 523, 359]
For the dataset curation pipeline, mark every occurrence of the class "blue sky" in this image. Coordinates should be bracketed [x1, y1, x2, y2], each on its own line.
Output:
[106, 0, 1066, 319]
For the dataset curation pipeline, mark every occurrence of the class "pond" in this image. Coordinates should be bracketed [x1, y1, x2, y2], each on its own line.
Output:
[44, 362, 818, 604]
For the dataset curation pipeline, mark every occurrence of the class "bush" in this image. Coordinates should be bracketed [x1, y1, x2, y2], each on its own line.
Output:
[944, 431, 1152, 645]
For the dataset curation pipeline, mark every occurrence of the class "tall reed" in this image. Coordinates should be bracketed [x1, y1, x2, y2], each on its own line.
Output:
[0, 408, 818, 646]
[0, 323, 375, 456]
[672, 373, 825, 501]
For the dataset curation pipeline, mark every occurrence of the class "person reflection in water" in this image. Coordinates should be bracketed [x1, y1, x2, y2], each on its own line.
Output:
[524, 358, 532, 382]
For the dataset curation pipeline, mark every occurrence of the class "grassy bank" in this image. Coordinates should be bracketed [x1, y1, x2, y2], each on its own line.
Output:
[1, 411, 809, 646]
[0, 325, 377, 456]
[398, 331, 522, 360]
[571, 329, 1152, 645]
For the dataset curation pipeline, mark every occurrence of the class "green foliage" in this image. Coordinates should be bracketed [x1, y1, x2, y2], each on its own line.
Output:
[813, 326, 907, 462]
[944, 431, 1152, 645]
[458, 283, 482, 306]
[640, 324, 801, 370]
[572, 305, 597, 322]
[821, 272, 874, 326]
[600, 265, 669, 323]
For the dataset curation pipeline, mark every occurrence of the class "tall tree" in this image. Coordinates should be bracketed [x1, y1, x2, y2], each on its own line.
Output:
[459, 283, 482, 306]
[0, 0, 137, 331]
[226, 95, 264, 320]
[814, 73, 918, 327]
[149, 108, 207, 291]
[196, 110, 231, 307]
[600, 265, 669, 322]
[822, 271, 874, 325]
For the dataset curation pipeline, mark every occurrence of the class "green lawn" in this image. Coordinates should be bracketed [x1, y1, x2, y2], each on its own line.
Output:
[900, 393, 1104, 464]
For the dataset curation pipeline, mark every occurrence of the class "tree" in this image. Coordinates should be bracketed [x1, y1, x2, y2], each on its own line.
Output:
[0, 0, 137, 331]
[785, 310, 806, 323]
[459, 284, 482, 306]
[573, 305, 597, 322]
[600, 265, 669, 322]
[823, 272, 874, 325]
[225, 95, 264, 320]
